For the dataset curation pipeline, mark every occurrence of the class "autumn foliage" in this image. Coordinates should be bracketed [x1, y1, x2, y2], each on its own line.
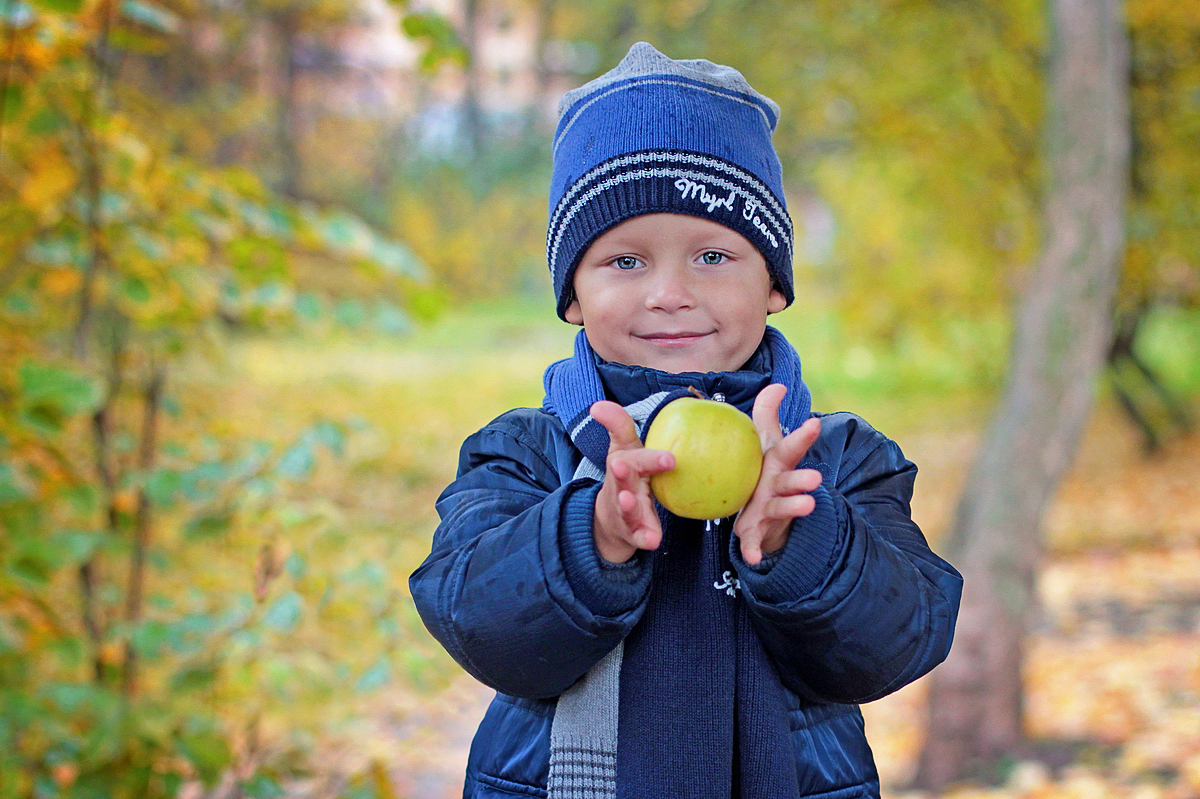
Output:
[2, 0, 1200, 797]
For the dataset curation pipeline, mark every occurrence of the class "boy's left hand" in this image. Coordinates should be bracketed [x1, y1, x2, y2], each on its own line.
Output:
[734, 384, 824, 566]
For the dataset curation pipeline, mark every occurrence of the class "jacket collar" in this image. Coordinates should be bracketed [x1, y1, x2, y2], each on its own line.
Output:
[595, 338, 773, 415]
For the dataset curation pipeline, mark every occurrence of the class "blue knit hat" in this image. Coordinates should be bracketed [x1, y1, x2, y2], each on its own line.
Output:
[547, 42, 794, 321]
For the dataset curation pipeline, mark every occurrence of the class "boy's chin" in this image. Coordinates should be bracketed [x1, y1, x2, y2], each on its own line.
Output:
[638, 353, 745, 375]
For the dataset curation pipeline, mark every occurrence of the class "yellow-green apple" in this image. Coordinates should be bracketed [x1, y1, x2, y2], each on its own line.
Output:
[643, 397, 762, 520]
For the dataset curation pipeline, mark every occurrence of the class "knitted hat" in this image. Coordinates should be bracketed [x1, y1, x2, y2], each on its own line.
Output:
[547, 41, 794, 321]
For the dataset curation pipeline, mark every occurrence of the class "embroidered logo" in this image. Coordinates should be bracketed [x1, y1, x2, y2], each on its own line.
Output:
[743, 198, 779, 249]
[674, 177, 736, 214]
[714, 570, 740, 597]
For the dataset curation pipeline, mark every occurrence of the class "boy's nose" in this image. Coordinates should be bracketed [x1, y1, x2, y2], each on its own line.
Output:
[644, 264, 697, 311]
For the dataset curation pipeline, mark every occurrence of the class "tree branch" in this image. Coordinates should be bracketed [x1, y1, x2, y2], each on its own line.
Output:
[121, 357, 165, 696]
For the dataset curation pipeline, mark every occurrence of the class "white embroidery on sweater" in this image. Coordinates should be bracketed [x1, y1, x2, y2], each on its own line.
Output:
[714, 570, 740, 597]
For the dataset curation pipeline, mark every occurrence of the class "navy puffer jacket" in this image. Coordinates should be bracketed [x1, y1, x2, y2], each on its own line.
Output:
[410, 366, 962, 799]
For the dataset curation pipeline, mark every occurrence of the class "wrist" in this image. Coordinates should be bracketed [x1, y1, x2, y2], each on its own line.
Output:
[594, 517, 638, 563]
[759, 519, 790, 556]
[593, 480, 640, 563]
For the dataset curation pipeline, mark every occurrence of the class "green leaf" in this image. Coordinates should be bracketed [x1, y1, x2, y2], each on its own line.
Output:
[178, 727, 231, 786]
[27, 109, 68, 137]
[373, 302, 412, 336]
[355, 657, 390, 692]
[262, 591, 302, 631]
[0, 464, 30, 504]
[24, 0, 81, 14]
[120, 0, 179, 32]
[334, 299, 367, 329]
[130, 620, 170, 657]
[241, 774, 285, 799]
[144, 468, 181, 506]
[170, 663, 219, 693]
[315, 211, 365, 250]
[6, 528, 98, 584]
[109, 26, 171, 54]
[401, 11, 469, 71]
[370, 238, 425, 279]
[294, 292, 322, 322]
[238, 201, 293, 239]
[311, 420, 345, 456]
[276, 440, 314, 479]
[26, 236, 83, 266]
[53, 529, 103, 564]
[283, 551, 305, 578]
[18, 361, 104, 429]
[122, 275, 151, 304]
[63, 484, 99, 515]
[184, 511, 233, 539]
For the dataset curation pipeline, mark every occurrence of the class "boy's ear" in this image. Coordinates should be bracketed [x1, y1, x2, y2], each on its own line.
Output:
[564, 299, 584, 325]
[767, 288, 788, 315]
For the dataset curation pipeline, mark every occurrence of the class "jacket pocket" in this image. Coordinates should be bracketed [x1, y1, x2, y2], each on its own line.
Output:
[471, 772, 547, 798]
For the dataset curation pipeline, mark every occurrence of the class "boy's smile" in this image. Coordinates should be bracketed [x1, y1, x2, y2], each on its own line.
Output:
[564, 213, 787, 374]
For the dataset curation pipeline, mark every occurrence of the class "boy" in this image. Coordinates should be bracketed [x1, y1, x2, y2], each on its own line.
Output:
[410, 42, 962, 799]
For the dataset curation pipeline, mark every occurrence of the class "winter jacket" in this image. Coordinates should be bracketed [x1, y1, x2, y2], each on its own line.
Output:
[409, 362, 962, 799]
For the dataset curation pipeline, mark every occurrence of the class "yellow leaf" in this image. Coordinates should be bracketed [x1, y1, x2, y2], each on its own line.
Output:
[19, 146, 77, 220]
[41, 267, 81, 297]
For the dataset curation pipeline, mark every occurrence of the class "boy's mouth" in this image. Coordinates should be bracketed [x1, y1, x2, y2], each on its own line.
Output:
[638, 331, 713, 347]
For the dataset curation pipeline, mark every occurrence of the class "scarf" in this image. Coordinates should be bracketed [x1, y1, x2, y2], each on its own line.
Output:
[543, 327, 812, 799]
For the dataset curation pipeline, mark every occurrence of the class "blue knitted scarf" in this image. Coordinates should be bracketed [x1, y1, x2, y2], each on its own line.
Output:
[543, 326, 811, 799]
[545, 327, 811, 475]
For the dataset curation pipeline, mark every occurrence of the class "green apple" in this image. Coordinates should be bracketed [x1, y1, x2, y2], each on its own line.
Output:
[644, 396, 763, 520]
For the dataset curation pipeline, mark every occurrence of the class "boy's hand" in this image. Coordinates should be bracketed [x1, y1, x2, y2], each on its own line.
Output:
[734, 384, 824, 566]
[590, 401, 675, 563]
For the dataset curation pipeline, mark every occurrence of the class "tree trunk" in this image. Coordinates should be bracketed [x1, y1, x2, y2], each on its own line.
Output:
[913, 0, 1130, 788]
[460, 0, 486, 160]
[272, 10, 303, 199]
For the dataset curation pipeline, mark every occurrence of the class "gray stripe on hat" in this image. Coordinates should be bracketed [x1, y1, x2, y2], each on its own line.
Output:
[547, 164, 792, 279]
[548, 150, 791, 246]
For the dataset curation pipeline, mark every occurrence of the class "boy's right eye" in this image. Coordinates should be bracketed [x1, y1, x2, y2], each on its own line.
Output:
[612, 256, 642, 270]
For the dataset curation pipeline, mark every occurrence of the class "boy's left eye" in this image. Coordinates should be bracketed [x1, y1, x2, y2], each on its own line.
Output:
[699, 251, 727, 265]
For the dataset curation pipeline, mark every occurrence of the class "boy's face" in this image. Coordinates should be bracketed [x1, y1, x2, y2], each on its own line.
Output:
[565, 213, 787, 374]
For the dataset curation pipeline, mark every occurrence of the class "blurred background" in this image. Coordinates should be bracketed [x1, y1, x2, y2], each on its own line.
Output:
[1, 0, 1198, 797]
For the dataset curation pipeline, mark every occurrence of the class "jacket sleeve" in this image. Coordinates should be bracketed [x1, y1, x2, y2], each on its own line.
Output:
[408, 408, 651, 699]
[732, 412, 963, 705]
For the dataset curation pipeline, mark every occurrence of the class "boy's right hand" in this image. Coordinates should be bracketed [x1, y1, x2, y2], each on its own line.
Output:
[590, 400, 675, 563]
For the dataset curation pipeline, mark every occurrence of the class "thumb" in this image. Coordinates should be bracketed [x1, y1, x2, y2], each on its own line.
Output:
[752, 384, 788, 451]
[590, 400, 641, 451]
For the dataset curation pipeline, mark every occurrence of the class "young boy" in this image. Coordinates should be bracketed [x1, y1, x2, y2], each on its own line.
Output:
[409, 42, 962, 799]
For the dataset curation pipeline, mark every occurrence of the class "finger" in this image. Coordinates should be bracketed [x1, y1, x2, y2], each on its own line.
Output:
[763, 416, 822, 472]
[741, 540, 764, 567]
[616, 489, 662, 550]
[764, 493, 817, 521]
[591, 400, 641, 451]
[735, 519, 789, 566]
[608, 448, 675, 487]
[752, 384, 788, 451]
[770, 467, 824, 496]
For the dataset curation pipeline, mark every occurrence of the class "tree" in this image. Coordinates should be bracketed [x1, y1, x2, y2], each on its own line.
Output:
[0, 0, 427, 791]
[913, 0, 1131, 786]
